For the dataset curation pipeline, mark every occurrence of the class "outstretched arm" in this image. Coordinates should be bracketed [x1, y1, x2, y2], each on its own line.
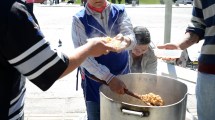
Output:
[61, 40, 115, 77]
[59, 39, 115, 78]
[157, 32, 200, 50]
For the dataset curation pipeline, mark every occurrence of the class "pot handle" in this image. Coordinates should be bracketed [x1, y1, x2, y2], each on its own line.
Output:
[121, 109, 149, 117]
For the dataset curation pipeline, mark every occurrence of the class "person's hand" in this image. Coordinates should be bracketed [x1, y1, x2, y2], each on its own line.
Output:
[113, 34, 130, 53]
[86, 38, 116, 57]
[108, 77, 126, 94]
[32, 0, 46, 3]
[157, 43, 180, 50]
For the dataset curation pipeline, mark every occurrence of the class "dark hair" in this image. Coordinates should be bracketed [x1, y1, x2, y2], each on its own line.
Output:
[133, 26, 151, 45]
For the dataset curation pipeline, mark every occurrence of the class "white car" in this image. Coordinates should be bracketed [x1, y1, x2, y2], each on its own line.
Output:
[175, 0, 193, 5]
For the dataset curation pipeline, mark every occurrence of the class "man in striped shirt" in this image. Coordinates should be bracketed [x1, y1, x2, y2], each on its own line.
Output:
[0, 0, 118, 119]
[158, 0, 215, 119]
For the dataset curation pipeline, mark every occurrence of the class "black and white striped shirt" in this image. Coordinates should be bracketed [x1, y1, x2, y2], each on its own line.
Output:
[187, 0, 215, 74]
[0, 1, 69, 119]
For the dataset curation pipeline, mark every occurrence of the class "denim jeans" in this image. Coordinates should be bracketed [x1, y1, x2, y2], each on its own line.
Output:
[196, 72, 215, 120]
[85, 101, 100, 120]
[81, 80, 100, 120]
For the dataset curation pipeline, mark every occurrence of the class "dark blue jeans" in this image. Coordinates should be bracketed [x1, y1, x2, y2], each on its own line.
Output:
[81, 80, 100, 120]
[85, 101, 100, 120]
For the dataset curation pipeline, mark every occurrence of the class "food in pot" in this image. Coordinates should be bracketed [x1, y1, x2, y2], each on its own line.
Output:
[139, 93, 164, 106]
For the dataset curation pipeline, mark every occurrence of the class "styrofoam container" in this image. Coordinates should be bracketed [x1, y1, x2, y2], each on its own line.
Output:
[153, 49, 182, 58]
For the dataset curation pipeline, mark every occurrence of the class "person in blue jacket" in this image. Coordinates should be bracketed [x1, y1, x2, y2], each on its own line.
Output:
[72, 0, 136, 119]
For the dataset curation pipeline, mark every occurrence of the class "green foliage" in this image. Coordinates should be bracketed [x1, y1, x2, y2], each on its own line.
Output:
[139, 0, 160, 4]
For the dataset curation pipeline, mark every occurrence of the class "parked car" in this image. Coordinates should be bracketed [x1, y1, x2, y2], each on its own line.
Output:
[175, 0, 193, 6]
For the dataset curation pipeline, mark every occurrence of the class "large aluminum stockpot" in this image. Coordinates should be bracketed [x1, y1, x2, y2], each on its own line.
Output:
[100, 73, 188, 120]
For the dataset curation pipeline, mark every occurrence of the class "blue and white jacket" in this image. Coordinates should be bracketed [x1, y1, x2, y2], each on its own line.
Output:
[186, 0, 215, 74]
[72, 2, 136, 83]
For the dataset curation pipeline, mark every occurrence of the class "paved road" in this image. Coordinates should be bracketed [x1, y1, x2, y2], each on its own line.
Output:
[24, 3, 196, 120]
[33, 3, 193, 46]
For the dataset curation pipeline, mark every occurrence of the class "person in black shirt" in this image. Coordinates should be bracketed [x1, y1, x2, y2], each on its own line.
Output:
[0, 0, 118, 119]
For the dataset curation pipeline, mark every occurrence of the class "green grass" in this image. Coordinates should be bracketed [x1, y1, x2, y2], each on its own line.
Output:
[139, 0, 160, 4]
[67, 0, 161, 4]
